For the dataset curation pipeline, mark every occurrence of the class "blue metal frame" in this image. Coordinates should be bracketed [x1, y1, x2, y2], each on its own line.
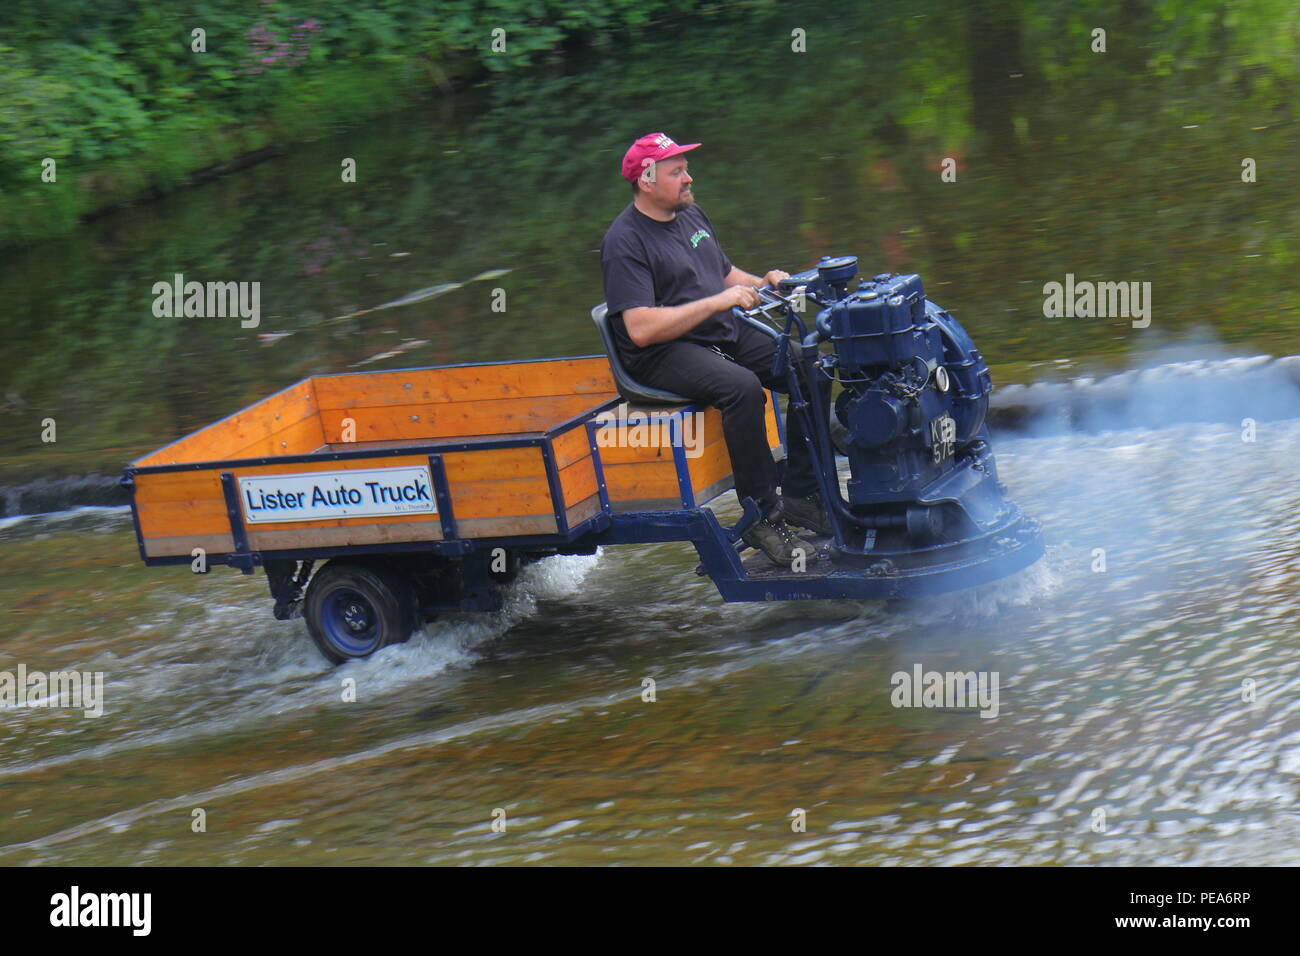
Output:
[668, 415, 692, 509]
[583, 420, 613, 517]
[539, 441, 568, 536]
[746, 296, 903, 555]
[592, 506, 1043, 601]
[769, 388, 786, 447]
[132, 494, 1042, 603]
[219, 472, 254, 574]
[130, 439, 532, 477]
[426, 454, 458, 541]
[118, 471, 150, 564]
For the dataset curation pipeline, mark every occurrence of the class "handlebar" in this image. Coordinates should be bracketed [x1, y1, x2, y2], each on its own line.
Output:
[731, 285, 817, 350]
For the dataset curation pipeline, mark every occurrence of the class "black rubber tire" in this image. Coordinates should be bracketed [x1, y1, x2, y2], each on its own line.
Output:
[303, 561, 418, 665]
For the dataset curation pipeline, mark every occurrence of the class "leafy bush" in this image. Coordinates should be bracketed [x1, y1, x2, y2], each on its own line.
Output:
[0, 0, 729, 243]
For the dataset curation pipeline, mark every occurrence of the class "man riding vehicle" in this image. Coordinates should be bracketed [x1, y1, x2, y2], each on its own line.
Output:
[599, 132, 834, 568]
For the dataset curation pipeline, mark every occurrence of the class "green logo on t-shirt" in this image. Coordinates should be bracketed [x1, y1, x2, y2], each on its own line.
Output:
[689, 229, 711, 248]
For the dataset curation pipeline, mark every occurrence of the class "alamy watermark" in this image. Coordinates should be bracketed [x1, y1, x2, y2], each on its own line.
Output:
[50, 886, 150, 936]
[594, 402, 706, 458]
[0, 664, 104, 718]
[890, 664, 999, 718]
[1042, 273, 1150, 328]
[152, 273, 261, 328]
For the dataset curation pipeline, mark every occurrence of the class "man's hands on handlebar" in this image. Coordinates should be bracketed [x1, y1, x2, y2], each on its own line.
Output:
[622, 270, 790, 348]
[715, 270, 791, 313]
[715, 285, 762, 311]
[762, 269, 790, 290]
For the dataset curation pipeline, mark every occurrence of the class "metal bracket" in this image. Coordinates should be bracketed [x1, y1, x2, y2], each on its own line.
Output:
[724, 497, 763, 543]
[219, 472, 257, 575]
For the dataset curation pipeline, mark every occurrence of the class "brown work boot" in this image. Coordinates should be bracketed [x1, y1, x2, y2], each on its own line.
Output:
[782, 492, 834, 537]
[742, 509, 804, 568]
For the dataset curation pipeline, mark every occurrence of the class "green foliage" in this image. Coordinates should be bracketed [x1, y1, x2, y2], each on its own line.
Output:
[0, 0, 730, 241]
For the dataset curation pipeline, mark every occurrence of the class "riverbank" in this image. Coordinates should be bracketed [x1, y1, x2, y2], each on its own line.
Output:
[0, 0, 745, 246]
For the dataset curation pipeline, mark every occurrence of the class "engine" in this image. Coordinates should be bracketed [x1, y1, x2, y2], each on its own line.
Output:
[779, 255, 1013, 546]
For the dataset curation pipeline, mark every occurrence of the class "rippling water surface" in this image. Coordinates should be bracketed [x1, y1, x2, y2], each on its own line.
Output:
[1, 407, 1296, 865]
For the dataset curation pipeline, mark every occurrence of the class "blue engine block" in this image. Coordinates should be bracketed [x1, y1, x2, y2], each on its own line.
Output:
[774, 256, 1014, 553]
[816, 272, 993, 507]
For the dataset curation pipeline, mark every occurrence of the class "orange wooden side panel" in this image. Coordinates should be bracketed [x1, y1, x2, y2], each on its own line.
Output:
[550, 424, 592, 470]
[135, 378, 323, 468]
[601, 460, 683, 511]
[133, 358, 619, 468]
[597, 401, 783, 511]
[552, 422, 599, 514]
[129, 358, 620, 555]
[316, 394, 605, 445]
[128, 356, 787, 557]
[135, 453, 436, 541]
[311, 357, 617, 410]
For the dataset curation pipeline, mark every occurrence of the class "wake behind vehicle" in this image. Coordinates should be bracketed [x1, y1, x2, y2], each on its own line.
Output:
[122, 255, 1043, 663]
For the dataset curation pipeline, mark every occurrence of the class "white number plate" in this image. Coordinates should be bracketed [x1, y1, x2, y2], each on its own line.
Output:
[929, 414, 956, 463]
[238, 465, 437, 524]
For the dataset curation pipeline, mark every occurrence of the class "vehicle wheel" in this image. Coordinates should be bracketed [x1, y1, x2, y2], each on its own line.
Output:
[303, 561, 417, 664]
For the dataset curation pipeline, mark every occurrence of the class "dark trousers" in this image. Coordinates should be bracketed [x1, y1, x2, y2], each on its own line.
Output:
[626, 321, 831, 515]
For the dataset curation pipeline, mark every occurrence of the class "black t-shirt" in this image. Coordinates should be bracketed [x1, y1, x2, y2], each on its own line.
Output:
[600, 202, 736, 367]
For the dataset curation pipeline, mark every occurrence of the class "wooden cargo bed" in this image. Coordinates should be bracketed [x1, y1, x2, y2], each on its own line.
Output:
[124, 355, 783, 565]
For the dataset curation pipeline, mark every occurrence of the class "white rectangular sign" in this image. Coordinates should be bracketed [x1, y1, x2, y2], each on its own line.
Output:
[238, 465, 437, 524]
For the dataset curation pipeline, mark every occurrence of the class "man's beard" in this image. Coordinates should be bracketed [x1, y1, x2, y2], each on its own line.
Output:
[671, 192, 695, 213]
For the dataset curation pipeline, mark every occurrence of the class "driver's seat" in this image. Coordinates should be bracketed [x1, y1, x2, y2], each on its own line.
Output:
[591, 303, 692, 404]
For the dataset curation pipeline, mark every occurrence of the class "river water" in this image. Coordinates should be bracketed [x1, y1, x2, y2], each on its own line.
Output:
[0, 0, 1297, 864]
[1, 407, 1297, 864]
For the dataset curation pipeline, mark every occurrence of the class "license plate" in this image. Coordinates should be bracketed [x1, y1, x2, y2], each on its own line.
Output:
[929, 413, 956, 463]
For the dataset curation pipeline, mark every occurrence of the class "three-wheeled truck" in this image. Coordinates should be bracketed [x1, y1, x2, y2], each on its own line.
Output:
[122, 256, 1043, 663]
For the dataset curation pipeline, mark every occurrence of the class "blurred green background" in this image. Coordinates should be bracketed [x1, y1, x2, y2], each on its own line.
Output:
[0, 0, 1296, 486]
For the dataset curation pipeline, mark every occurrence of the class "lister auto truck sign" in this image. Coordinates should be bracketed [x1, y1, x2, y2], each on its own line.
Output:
[237, 465, 437, 523]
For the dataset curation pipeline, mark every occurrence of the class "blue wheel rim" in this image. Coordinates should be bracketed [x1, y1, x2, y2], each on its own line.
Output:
[320, 586, 383, 657]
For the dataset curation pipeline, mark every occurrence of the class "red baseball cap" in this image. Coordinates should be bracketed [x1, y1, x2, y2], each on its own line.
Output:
[621, 132, 701, 183]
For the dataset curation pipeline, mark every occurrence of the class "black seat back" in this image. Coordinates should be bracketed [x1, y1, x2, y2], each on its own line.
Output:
[590, 302, 783, 405]
[591, 303, 692, 404]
